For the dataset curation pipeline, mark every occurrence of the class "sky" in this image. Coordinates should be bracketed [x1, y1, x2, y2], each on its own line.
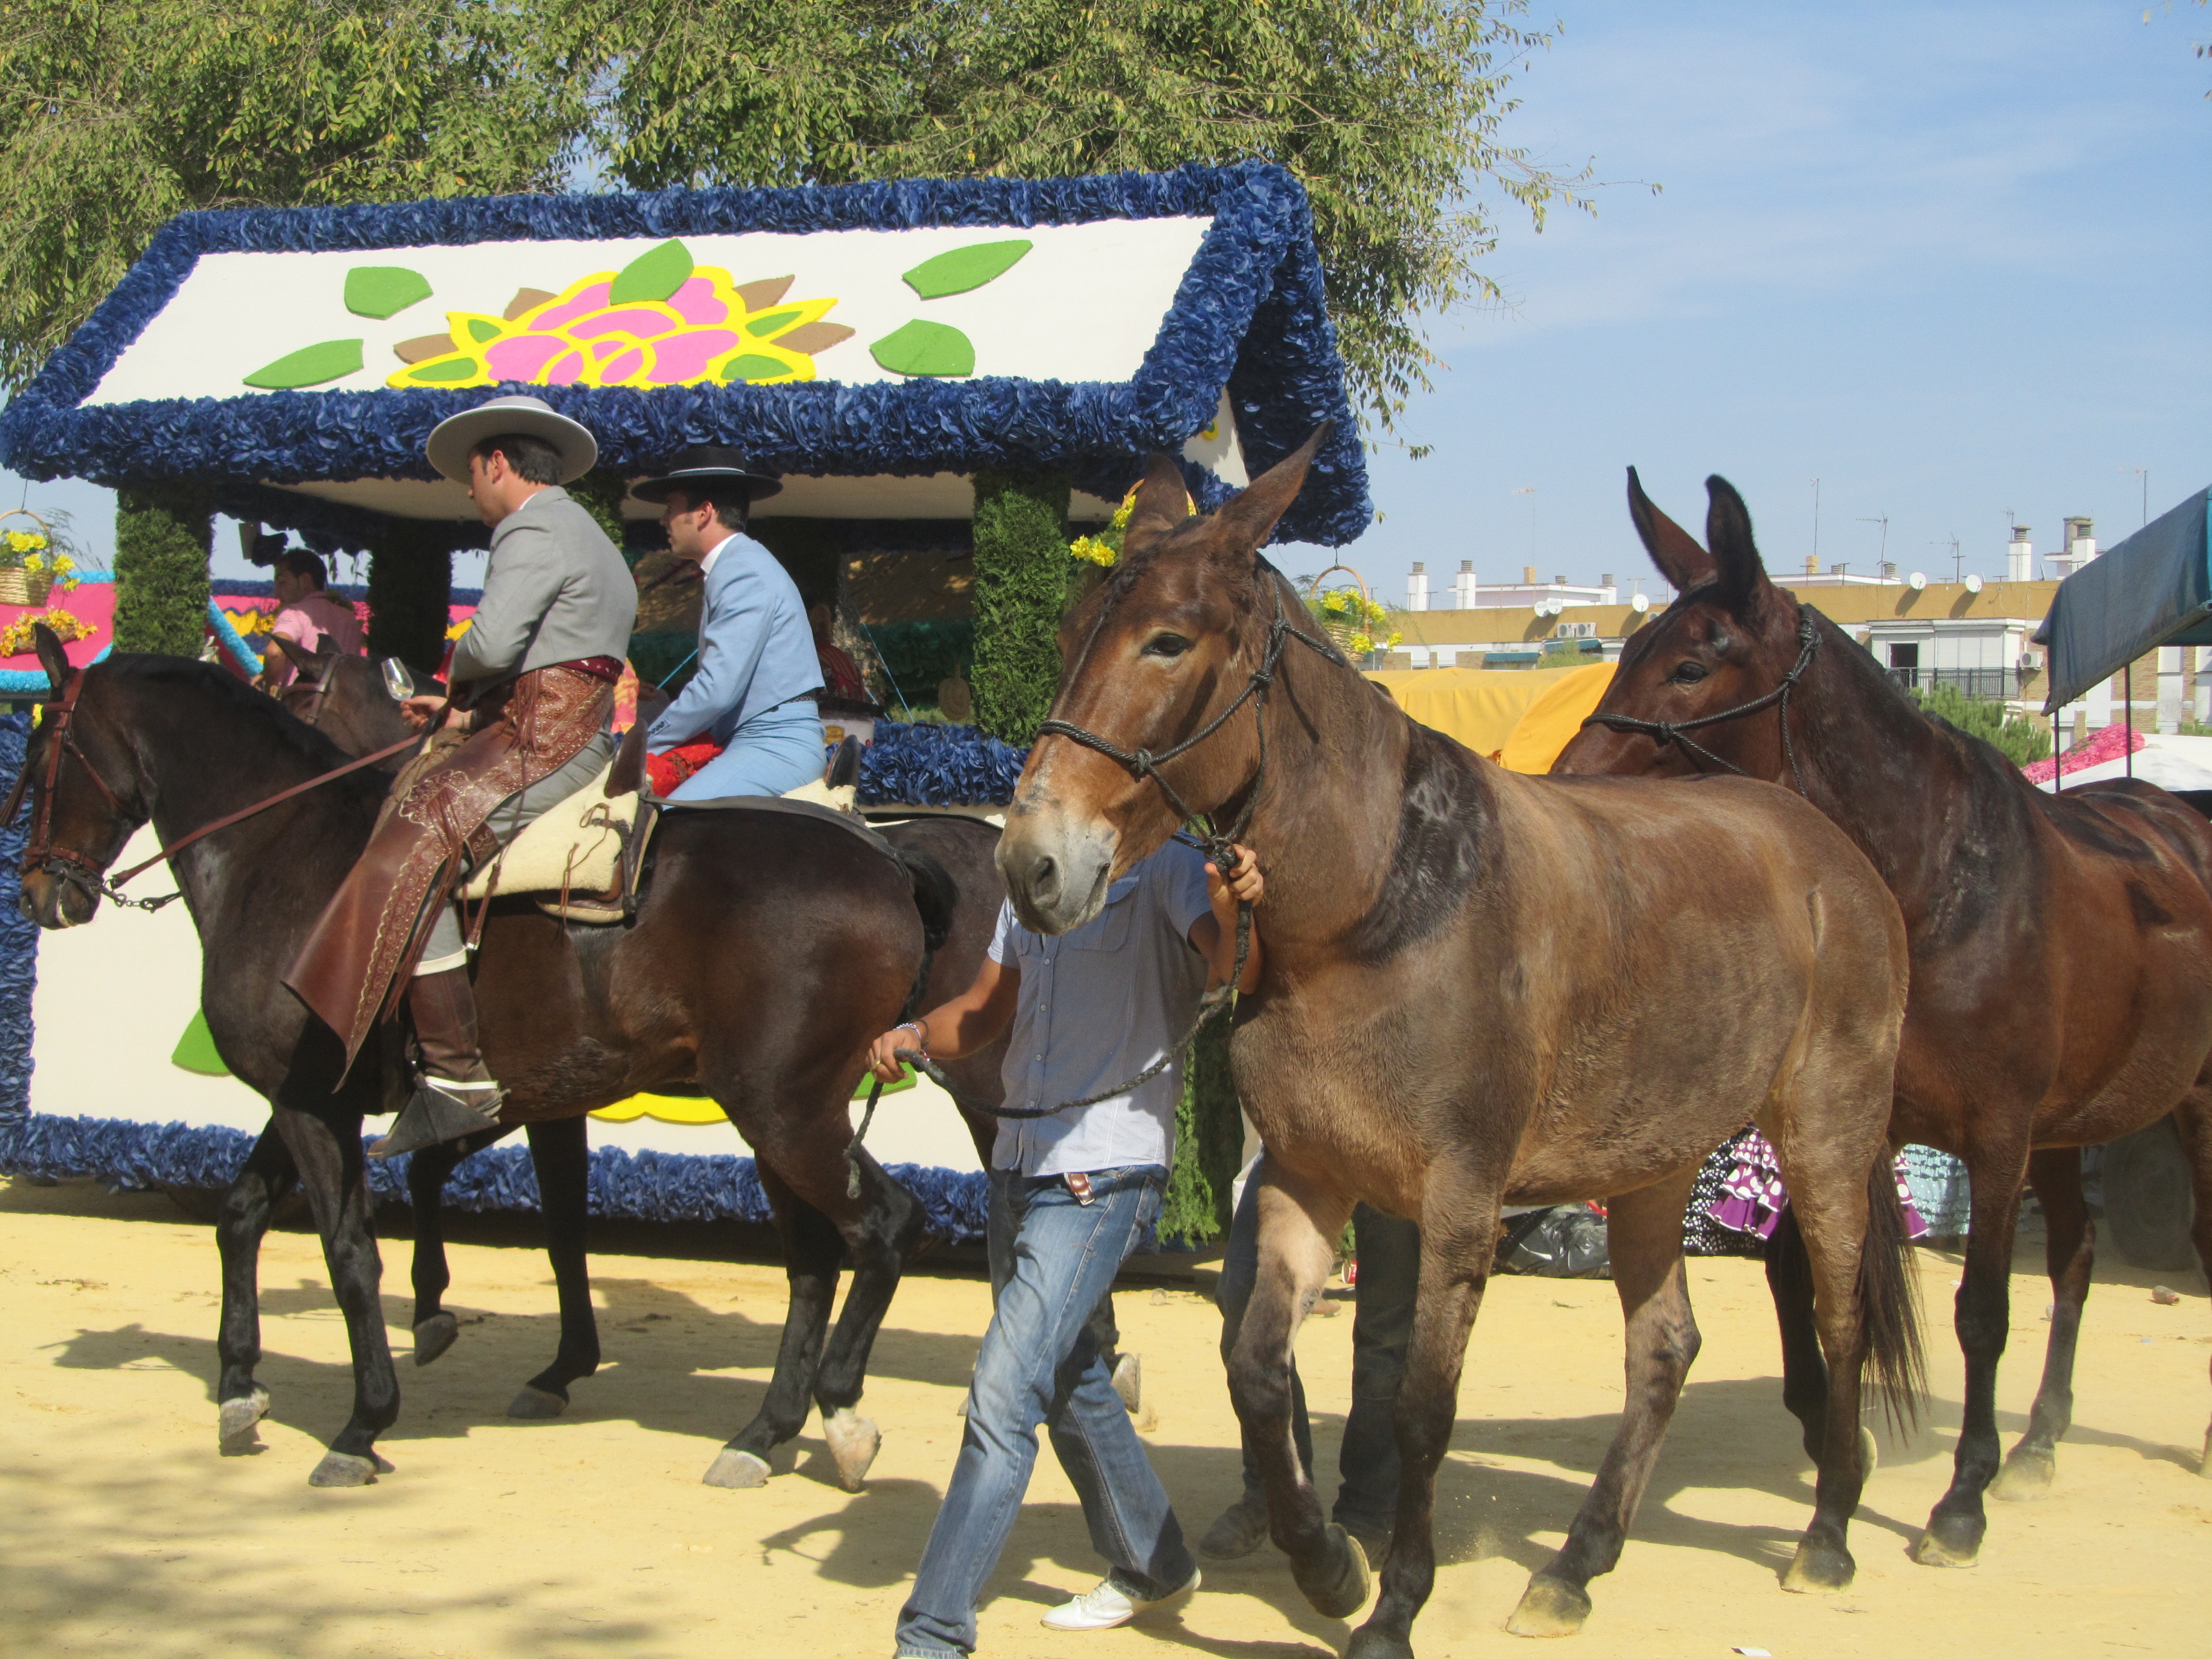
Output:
[3, 1, 2207, 598]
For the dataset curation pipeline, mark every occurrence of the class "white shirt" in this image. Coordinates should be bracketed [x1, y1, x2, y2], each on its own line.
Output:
[695, 530, 740, 580]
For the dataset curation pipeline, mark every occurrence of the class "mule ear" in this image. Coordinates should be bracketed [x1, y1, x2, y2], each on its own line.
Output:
[1626, 466, 1717, 594]
[1210, 423, 1329, 556]
[271, 634, 323, 672]
[1123, 454, 1195, 548]
[1704, 475, 1772, 611]
[33, 623, 71, 697]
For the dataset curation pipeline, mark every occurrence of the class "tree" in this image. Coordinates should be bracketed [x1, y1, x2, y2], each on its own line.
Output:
[1912, 683, 2052, 770]
[0, 0, 588, 392]
[570, 0, 1587, 434]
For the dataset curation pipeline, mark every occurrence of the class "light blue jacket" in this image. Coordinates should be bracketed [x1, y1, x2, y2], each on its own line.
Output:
[646, 531, 823, 753]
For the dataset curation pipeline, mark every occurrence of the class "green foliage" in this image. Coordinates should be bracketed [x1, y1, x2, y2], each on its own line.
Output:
[626, 628, 699, 694]
[0, 0, 587, 390]
[867, 619, 976, 708]
[970, 469, 1070, 743]
[567, 0, 1588, 432]
[113, 483, 212, 656]
[1911, 682, 2053, 769]
[365, 521, 453, 677]
[1160, 1013, 1242, 1247]
[748, 518, 841, 612]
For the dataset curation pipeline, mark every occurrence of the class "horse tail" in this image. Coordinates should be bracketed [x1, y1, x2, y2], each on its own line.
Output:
[894, 845, 958, 1018]
[1858, 1154, 1928, 1435]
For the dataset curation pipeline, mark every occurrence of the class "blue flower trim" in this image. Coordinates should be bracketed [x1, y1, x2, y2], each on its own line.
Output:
[1, 164, 1369, 546]
[858, 720, 1029, 806]
[0, 716, 34, 1122]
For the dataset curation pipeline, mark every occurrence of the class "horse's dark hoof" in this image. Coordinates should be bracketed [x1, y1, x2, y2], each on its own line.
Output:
[702, 1447, 772, 1488]
[1291, 1524, 1370, 1619]
[1505, 1574, 1591, 1637]
[307, 1450, 394, 1487]
[1991, 1445, 2056, 1501]
[412, 1312, 460, 1367]
[1346, 1624, 1417, 1659]
[1781, 1538, 1855, 1593]
[1910, 1512, 1983, 1567]
[218, 1387, 270, 1453]
[507, 1385, 567, 1420]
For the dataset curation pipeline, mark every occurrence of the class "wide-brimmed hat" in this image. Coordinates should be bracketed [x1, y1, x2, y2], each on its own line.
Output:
[628, 444, 783, 506]
[424, 394, 598, 485]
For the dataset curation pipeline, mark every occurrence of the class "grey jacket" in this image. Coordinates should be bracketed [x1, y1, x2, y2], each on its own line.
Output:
[449, 486, 638, 690]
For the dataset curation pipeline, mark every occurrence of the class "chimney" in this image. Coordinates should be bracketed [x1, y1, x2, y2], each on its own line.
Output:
[1453, 559, 1477, 609]
[1600, 572, 1618, 602]
[1805, 556, 1819, 574]
[2007, 524, 2032, 584]
[2065, 516, 2096, 559]
[1522, 566, 1537, 585]
[1406, 562, 1429, 612]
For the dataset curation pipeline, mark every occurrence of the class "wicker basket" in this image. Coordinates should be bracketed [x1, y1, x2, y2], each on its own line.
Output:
[0, 508, 54, 607]
[1303, 563, 1377, 658]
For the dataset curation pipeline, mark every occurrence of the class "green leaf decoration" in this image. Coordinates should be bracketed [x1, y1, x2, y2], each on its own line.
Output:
[609, 239, 694, 305]
[869, 319, 975, 378]
[242, 337, 364, 389]
[720, 354, 796, 384]
[171, 1009, 230, 1077]
[462, 316, 503, 344]
[343, 265, 432, 319]
[745, 308, 805, 337]
[399, 355, 483, 384]
[902, 240, 1033, 299]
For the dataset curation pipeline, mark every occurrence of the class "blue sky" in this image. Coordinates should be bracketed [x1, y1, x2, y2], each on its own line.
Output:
[5, 1, 2207, 596]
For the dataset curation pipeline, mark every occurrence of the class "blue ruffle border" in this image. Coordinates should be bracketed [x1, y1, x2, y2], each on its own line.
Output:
[0, 164, 1369, 547]
[0, 715, 34, 1122]
[858, 721, 1028, 806]
[0, 1111, 992, 1242]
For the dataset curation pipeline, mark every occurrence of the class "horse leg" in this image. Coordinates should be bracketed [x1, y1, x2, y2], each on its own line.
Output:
[1228, 1164, 1366, 1623]
[806, 1145, 925, 1491]
[1915, 1142, 2027, 1566]
[703, 1162, 842, 1489]
[1993, 1146, 2091, 1499]
[269, 1104, 400, 1486]
[1763, 1204, 1831, 1463]
[509, 1117, 601, 1419]
[402, 1126, 507, 1368]
[216, 1127, 298, 1452]
[2167, 1090, 2212, 1477]
[1505, 1172, 1701, 1637]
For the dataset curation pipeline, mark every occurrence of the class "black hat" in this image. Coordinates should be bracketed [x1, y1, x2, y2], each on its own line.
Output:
[628, 444, 782, 506]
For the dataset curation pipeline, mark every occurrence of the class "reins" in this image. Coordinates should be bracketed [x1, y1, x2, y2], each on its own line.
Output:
[1578, 612, 1822, 797]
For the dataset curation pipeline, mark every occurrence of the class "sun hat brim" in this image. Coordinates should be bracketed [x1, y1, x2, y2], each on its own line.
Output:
[424, 395, 599, 485]
[629, 467, 784, 506]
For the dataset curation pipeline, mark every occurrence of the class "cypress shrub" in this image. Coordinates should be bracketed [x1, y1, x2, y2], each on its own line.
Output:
[366, 521, 453, 679]
[1160, 1014, 1242, 1247]
[970, 469, 1069, 743]
[113, 482, 212, 656]
[565, 468, 632, 564]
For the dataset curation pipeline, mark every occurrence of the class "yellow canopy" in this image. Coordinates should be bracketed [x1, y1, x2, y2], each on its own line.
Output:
[1364, 662, 1618, 772]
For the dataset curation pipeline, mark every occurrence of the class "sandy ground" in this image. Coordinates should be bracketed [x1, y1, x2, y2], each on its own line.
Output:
[1, 1177, 2206, 1659]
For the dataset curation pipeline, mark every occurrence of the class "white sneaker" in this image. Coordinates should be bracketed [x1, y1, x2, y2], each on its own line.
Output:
[1039, 1568, 1201, 1631]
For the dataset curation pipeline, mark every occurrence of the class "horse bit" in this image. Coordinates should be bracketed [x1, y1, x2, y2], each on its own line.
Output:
[1577, 613, 1823, 798]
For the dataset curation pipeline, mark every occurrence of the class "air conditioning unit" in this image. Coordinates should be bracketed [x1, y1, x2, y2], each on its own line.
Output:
[2018, 649, 2044, 671]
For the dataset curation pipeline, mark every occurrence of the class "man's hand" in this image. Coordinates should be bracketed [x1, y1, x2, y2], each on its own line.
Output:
[400, 693, 450, 734]
[1194, 844, 1266, 993]
[865, 1022, 924, 1083]
[1204, 843, 1265, 913]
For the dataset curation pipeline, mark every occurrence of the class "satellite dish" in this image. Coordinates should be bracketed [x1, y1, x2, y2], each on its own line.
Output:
[1965, 573, 1984, 594]
[1908, 571, 1927, 591]
[1631, 592, 1651, 614]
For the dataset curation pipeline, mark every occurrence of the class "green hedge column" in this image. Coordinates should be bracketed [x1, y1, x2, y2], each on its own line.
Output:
[366, 522, 453, 678]
[970, 469, 1070, 743]
[566, 467, 632, 565]
[1161, 1015, 1243, 1247]
[113, 481, 213, 656]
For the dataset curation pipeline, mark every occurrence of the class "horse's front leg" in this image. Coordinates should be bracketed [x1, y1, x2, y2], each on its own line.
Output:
[1993, 1145, 2092, 1498]
[270, 1103, 400, 1486]
[216, 1126, 299, 1452]
[1228, 1159, 1365, 1620]
[509, 1116, 602, 1418]
[804, 1142, 924, 1491]
[2165, 1089, 2212, 1477]
[404, 1125, 508, 1368]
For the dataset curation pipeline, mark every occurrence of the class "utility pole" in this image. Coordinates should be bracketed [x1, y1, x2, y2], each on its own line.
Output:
[2124, 466, 2149, 528]
[1811, 477, 1820, 567]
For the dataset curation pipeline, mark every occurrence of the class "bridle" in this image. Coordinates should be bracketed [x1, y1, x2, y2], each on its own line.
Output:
[279, 649, 344, 729]
[1578, 612, 1823, 798]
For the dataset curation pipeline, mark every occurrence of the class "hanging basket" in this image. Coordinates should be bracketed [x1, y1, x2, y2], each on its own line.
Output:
[0, 509, 55, 607]
[1303, 563, 1382, 659]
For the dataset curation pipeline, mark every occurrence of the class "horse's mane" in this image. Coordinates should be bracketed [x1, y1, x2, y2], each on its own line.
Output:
[101, 653, 357, 772]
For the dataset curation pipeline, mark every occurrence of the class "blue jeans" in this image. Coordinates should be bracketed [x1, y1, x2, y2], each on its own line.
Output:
[665, 698, 825, 801]
[896, 1165, 1194, 1657]
[1217, 1166, 1418, 1538]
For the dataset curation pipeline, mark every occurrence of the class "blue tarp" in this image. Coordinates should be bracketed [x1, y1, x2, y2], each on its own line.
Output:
[2037, 486, 2212, 713]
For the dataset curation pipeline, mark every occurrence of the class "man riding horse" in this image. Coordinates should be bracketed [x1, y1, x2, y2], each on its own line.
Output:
[286, 394, 637, 1157]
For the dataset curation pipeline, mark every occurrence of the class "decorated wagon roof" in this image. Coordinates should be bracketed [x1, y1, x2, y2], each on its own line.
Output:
[0, 164, 1369, 547]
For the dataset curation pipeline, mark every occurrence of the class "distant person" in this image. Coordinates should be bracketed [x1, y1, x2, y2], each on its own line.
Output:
[810, 601, 869, 701]
[257, 549, 361, 691]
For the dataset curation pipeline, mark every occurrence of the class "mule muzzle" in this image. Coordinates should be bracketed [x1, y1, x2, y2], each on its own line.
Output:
[997, 805, 1117, 937]
[18, 865, 97, 929]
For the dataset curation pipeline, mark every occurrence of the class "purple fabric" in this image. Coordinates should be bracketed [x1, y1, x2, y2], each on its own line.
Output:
[1707, 1129, 1927, 1241]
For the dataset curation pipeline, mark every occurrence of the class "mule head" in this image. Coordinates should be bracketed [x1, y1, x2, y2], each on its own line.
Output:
[12, 626, 145, 929]
[998, 429, 1326, 934]
[1555, 471, 1806, 783]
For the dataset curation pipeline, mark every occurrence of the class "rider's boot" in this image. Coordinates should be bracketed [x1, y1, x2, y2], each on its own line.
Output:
[368, 966, 506, 1159]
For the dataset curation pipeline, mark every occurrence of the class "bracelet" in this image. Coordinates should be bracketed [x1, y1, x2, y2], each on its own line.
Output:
[896, 1019, 929, 1059]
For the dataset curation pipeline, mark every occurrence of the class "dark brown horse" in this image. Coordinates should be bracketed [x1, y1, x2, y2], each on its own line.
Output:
[994, 437, 1923, 1655]
[1556, 472, 2212, 1564]
[13, 631, 953, 1489]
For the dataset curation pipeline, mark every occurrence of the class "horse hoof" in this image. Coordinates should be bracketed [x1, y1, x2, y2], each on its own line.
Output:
[823, 1407, 882, 1492]
[1859, 1423, 1880, 1476]
[307, 1450, 393, 1487]
[1780, 1539, 1855, 1593]
[702, 1447, 772, 1489]
[218, 1388, 270, 1453]
[1111, 1352, 1142, 1413]
[1292, 1524, 1370, 1620]
[507, 1385, 567, 1420]
[1992, 1447, 2056, 1501]
[1910, 1514, 1983, 1568]
[1504, 1574, 1591, 1638]
[1345, 1626, 1417, 1659]
[412, 1312, 460, 1368]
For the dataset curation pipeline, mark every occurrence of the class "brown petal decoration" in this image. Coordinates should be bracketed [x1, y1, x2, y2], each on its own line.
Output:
[503, 288, 556, 321]
[733, 275, 796, 312]
[775, 322, 855, 355]
[393, 333, 458, 364]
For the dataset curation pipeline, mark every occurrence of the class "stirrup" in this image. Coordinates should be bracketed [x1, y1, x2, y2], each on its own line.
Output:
[368, 1077, 506, 1159]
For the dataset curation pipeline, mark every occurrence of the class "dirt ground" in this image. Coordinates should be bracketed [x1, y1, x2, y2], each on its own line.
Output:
[1, 1177, 2206, 1659]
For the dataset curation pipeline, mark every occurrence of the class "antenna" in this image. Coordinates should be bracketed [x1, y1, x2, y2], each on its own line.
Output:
[1513, 485, 1536, 562]
[2122, 466, 2148, 528]
[1810, 477, 1821, 565]
[1858, 513, 1890, 567]
[1930, 534, 1962, 584]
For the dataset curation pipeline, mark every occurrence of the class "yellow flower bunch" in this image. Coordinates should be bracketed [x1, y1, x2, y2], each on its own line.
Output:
[1069, 535, 1119, 568]
[3, 529, 47, 556]
[1066, 480, 1195, 570]
[0, 608, 93, 657]
[23, 551, 77, 589]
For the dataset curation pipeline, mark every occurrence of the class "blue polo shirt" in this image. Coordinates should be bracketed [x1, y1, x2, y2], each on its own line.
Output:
[984, 840, 1214, 1178]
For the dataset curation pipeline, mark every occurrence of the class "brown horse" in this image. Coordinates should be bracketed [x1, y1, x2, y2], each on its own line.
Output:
[994, 436, 1924, 1654]
[12, 630, 953, 1489]
[1557, 472, 2212, 1563]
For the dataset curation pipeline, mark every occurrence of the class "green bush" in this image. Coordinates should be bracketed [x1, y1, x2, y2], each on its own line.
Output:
[626, 628, 699, 696]
[1159, 1015, 1242, 1248]
[1911, 682, 2052, 769]
[970, 469, 1069, 743]
[113, 482, 212, 656]
[866, 618, 975, 708]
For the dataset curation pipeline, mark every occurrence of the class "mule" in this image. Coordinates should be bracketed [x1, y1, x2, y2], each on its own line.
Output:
[1557, 471, 2212, 1562]
[12, 631, 953, 1488]
[994, 436, 1924, 1654]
